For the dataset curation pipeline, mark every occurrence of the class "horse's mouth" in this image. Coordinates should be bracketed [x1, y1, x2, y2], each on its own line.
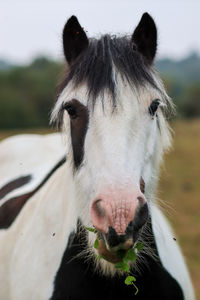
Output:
[96, 238, 131, 264]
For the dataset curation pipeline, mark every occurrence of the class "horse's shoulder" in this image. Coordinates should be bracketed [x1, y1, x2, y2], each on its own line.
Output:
[0, 133, 66, 229]
[0, 133, 64, 183]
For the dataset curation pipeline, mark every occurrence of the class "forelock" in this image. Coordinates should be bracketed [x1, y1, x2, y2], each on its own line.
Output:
[58, 35, 161, 104]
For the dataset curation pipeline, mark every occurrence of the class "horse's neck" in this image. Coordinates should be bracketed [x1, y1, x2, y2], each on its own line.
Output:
[8, 162, 76, 235]
[1, 162, 79, 300]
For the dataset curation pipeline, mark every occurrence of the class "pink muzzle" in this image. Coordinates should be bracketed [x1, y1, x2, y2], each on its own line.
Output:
[90, 187, 147, 235]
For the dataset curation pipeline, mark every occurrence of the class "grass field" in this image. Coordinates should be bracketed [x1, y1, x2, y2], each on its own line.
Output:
[0, 119, 199, 298]
[159, 119, 200, 299]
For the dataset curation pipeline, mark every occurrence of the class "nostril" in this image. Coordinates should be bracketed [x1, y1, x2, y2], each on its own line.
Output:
[90, 199, 108, 233]
[93, 199, 106, 217]
[137, 196, 146, 206]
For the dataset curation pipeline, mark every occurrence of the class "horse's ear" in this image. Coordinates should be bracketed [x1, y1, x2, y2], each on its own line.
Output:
[132, 13, 157, 64]
[63, 16, 89, 64]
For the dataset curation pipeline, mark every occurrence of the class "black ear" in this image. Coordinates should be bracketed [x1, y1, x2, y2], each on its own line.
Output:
[63, 16, 89, 64]
[132, 13, 157, 64]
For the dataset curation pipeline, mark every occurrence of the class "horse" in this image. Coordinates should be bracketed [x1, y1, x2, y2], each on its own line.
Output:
[0, 13, 195, 300]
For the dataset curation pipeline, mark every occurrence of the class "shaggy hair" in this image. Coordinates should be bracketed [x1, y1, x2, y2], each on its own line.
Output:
[57, 35, 169, 107]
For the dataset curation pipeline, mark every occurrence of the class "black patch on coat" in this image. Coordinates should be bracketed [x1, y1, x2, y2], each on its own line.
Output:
[0, 191, 34, 229]
[0, 175, 31, 200]
[50, 219, 184, 300]
[0, 157, 66, 229]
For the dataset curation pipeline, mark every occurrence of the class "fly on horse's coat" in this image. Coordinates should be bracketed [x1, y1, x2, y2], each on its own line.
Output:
[0, 13, 195, 300]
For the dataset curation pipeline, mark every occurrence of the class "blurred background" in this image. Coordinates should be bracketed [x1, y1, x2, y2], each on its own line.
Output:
[0, 0, 199, 297]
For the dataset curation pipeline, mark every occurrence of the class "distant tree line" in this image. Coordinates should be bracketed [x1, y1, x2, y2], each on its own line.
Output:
[0, 53, 200, 129]
[0, 57, 64, 129]
[156, 52, 200, 119]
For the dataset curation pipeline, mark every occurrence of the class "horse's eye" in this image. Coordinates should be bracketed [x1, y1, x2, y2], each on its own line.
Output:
[149, 99, 160, 116]
[64, 104, 77, 119]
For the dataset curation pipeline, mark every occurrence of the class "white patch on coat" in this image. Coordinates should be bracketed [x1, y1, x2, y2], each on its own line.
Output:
[0, 133, 65, 203]
[151, 203, 195, 300]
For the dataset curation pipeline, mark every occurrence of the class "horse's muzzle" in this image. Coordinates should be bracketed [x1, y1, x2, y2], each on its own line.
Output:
[90, 187, 148, 250]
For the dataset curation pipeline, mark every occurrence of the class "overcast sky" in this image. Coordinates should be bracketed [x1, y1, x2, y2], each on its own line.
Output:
[1, 0, 200, 64]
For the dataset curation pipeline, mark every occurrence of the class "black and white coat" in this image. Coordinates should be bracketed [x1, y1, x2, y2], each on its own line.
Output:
[0, 13, 195, 300]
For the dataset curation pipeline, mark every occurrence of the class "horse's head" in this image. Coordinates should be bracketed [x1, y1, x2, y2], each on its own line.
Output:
[52, 14, 173, 264]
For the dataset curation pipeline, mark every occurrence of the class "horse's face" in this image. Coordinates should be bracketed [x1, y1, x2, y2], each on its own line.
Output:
[52, 14, 172, 262]
[63, 83, 157, 244]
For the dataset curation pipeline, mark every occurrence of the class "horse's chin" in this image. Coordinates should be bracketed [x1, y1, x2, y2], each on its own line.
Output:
[97, 239, 128, 264]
